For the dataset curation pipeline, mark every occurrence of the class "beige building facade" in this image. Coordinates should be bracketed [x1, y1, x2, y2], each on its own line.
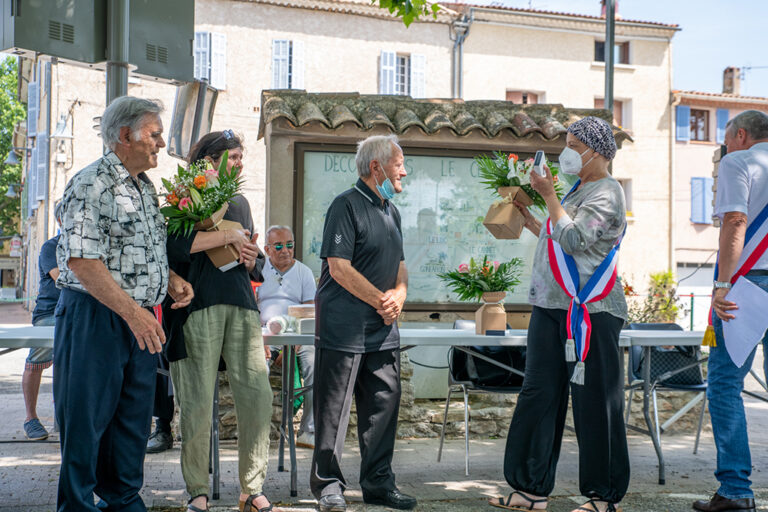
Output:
[20, 0, 679, 307]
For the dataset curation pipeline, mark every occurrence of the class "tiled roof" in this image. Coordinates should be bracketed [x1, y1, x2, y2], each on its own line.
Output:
[258, 90, 633, 145]
[445, 2, 679, 28]
[238, 0, 457, 23]
[673, 90, 768, 103]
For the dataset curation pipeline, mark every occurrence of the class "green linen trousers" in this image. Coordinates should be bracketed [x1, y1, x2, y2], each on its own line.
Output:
[170, 304, 272, 499]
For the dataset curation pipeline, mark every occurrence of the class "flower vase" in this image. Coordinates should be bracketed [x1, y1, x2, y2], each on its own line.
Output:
[475, 291, 508, 335]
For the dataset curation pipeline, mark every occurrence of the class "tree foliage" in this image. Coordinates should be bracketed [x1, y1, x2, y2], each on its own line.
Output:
[373, 0, 441, 26]
[624, 271, 686, 324]
[0, 57, 26, 237]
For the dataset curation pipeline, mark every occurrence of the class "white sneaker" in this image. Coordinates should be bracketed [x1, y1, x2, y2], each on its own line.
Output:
[296, 431, 315, 449]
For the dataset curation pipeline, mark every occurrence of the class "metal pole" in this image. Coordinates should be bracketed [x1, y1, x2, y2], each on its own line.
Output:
[106, 0, 130, 106]
[604, 0, 615, 113]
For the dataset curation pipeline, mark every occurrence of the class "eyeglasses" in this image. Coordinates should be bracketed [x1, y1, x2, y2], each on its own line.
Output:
[268, 241, 294, 251]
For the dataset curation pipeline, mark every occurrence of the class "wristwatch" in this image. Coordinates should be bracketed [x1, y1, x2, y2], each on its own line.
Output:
[713, 281, 732, 289]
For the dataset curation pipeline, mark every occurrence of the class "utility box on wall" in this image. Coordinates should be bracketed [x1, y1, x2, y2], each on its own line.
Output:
[129, 0, 194, 83]
[0, 0, 194, 83]
[0, 0, 106, 64]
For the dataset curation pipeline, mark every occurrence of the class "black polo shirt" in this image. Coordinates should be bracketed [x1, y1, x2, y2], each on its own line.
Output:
[315, 179, 404, 353]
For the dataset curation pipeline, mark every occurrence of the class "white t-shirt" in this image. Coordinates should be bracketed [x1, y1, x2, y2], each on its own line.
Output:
[257, 258, 317, 324]
[714, 141, 768, 270]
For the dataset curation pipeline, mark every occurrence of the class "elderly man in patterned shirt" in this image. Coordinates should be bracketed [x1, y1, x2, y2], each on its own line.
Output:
[53, 96, 193, 512]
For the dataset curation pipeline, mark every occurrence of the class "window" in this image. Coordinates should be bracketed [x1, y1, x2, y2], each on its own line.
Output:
[380, 51, 425, 97]
[716, 108, 729, 144]
[194, 32, 227, 90]
[690, 177, 714, 224]
[271, 40, 304, 89]
[594, 98, 630, 130]
[595, 40, 630, 64]
[690, 109, 709, 141]
[506, 90, 539, 104]
[617, 178, 633, 217]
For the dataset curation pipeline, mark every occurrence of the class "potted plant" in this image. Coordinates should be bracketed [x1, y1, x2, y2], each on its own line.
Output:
[476, 151, 563, 239]
[438, 256, 523, 334]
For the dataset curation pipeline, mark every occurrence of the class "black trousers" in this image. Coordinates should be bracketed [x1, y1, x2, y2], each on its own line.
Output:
[153, 353, 174, 426]
[310, 347, 401, 498]
[53, 289, 156, 512]
[504, 306, 629, 503]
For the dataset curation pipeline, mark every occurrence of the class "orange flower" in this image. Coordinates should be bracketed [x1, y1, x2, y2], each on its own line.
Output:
[508, 153, 519, 164]
[193, 175, 207, 188]
[167, 192, 179, 206]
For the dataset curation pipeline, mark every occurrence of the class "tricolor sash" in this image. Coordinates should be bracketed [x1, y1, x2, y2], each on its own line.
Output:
[546, 180, 625, 384]
[704, 198, 768, 345]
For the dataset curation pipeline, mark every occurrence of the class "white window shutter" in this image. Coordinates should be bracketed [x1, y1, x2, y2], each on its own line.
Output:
[291, 40, 304, 89]
[28, 147, 38, 213]
[379, 50, 396, 95]
[27, 81, 39, 136]
[194, 32, 211, 81]
[272, 40, 290, 89]
[411, 54, 426, 98]
[210, 33, 227, 90]
[36, 132, 48, 201]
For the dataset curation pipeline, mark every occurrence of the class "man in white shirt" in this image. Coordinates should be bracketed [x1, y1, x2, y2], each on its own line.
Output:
[694, 110, 768, 512]
[257, 225, 317, 448]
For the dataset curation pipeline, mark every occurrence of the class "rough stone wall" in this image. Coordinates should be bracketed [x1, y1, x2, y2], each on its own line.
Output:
[211, 350, 708, 441]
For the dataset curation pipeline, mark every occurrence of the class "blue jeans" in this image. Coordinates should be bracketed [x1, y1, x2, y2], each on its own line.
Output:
[708, 274, 768, 499]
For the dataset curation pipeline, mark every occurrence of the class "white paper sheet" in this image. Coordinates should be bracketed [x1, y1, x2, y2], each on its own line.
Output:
[722, 276, 768, 368]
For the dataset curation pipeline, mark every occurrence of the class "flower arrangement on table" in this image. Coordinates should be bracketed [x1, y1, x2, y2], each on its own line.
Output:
[438, 256, 523, 334]
[160, 151, 243, 237]
[475, 151, 563, 209]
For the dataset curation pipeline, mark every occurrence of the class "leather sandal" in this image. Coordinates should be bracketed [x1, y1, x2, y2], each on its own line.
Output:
[240, 492, 274, 512]
[575, 499, 621, 512]
[490, 490, 548, 510]
[187, 494, 209, 512]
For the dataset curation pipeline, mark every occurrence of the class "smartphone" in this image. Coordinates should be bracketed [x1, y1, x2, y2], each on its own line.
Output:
[533, 150, 546, 177]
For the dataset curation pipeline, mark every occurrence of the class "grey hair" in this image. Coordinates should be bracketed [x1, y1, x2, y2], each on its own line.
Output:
[266, 225, 294, 239]
[355, 134, 401, 178]
[101, 96, 164, 150]
[726, 110, 768, 141]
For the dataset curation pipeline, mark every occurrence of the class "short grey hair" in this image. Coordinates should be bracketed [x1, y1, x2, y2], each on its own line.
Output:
[266, 225, 294, 240]
[726, 110, 768, 141]
[355, 134, 402, 178]
[101, 96, 164, 150]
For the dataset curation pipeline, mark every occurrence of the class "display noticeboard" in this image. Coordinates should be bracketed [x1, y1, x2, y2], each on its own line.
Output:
[298, 147, 544, 306]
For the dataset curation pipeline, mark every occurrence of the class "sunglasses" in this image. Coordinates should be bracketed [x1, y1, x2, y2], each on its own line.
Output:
[269, 241, 294, 251]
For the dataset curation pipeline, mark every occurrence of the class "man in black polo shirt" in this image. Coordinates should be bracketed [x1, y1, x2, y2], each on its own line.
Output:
[311, 134, 414, 512]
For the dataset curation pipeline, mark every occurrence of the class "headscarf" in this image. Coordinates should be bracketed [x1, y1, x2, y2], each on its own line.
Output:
[567, 116, 617, 160]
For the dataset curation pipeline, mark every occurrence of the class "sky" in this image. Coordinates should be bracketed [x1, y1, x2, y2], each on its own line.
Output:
[483, 0, 768, 97]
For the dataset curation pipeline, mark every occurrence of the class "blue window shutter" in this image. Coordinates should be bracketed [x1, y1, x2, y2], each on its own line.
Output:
[676, 105, 690, 142]
[704, 177, 714, 223]
[691, 177, 704, 223]
[716, 109, 729, 144]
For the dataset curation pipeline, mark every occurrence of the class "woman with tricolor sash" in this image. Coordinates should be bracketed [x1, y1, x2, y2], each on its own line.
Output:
[489, 117, 629, 512]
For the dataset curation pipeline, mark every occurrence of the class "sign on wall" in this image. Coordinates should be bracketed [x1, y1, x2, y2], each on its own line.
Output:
[300, 149, 542, 305]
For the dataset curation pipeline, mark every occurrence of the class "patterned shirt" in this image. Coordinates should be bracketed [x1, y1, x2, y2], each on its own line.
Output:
[55, 151, 169, 307]
[528, 177, 628, 321]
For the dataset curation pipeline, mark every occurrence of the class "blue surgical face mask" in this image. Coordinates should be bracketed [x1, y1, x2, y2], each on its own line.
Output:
[374, 166, 396, 200]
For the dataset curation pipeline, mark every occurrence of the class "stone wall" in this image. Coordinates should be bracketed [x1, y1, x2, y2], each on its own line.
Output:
[211, 350, 708, 441]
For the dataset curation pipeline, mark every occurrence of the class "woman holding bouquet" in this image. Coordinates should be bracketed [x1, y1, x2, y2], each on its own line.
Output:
[165, 131, 275, 512]
[490, 117, 629, 512]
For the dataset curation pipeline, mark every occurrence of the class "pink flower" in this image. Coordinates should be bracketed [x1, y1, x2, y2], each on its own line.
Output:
[493, 261, 500, 271]
[178, 197, 192, 210]
[458, 263, 469, 273]
[205, 168, 219, 179]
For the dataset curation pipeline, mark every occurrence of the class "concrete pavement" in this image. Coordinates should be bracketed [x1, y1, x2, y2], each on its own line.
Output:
[3, 303, 768, 511]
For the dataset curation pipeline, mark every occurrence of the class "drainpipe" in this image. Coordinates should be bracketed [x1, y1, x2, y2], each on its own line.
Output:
[450, 13, 472, 99]
[669, 57, 680, 273]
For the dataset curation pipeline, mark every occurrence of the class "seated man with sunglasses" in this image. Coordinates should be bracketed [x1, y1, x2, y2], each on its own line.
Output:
[257, 225, 317, 448]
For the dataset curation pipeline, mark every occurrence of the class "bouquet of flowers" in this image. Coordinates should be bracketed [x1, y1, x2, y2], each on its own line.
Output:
[437, 256, 523, 302]
[160, 151, 243, 237]
[476, 151, 563, 210]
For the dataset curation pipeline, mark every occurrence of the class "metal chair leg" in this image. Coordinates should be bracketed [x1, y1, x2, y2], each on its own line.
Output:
[652, 388, 661, 442]
[625, 388, 635, 428]
[437, 389, 452, 462]
[463, 385, 469, 476]
[694, 394, 706, 455]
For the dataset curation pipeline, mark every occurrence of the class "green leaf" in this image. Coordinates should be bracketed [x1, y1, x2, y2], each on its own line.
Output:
[161, 178, 173, 193]
[189, 187, 203, 207]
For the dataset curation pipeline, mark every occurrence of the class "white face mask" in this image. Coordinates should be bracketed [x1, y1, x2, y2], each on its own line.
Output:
[558, 146, 595, 175]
